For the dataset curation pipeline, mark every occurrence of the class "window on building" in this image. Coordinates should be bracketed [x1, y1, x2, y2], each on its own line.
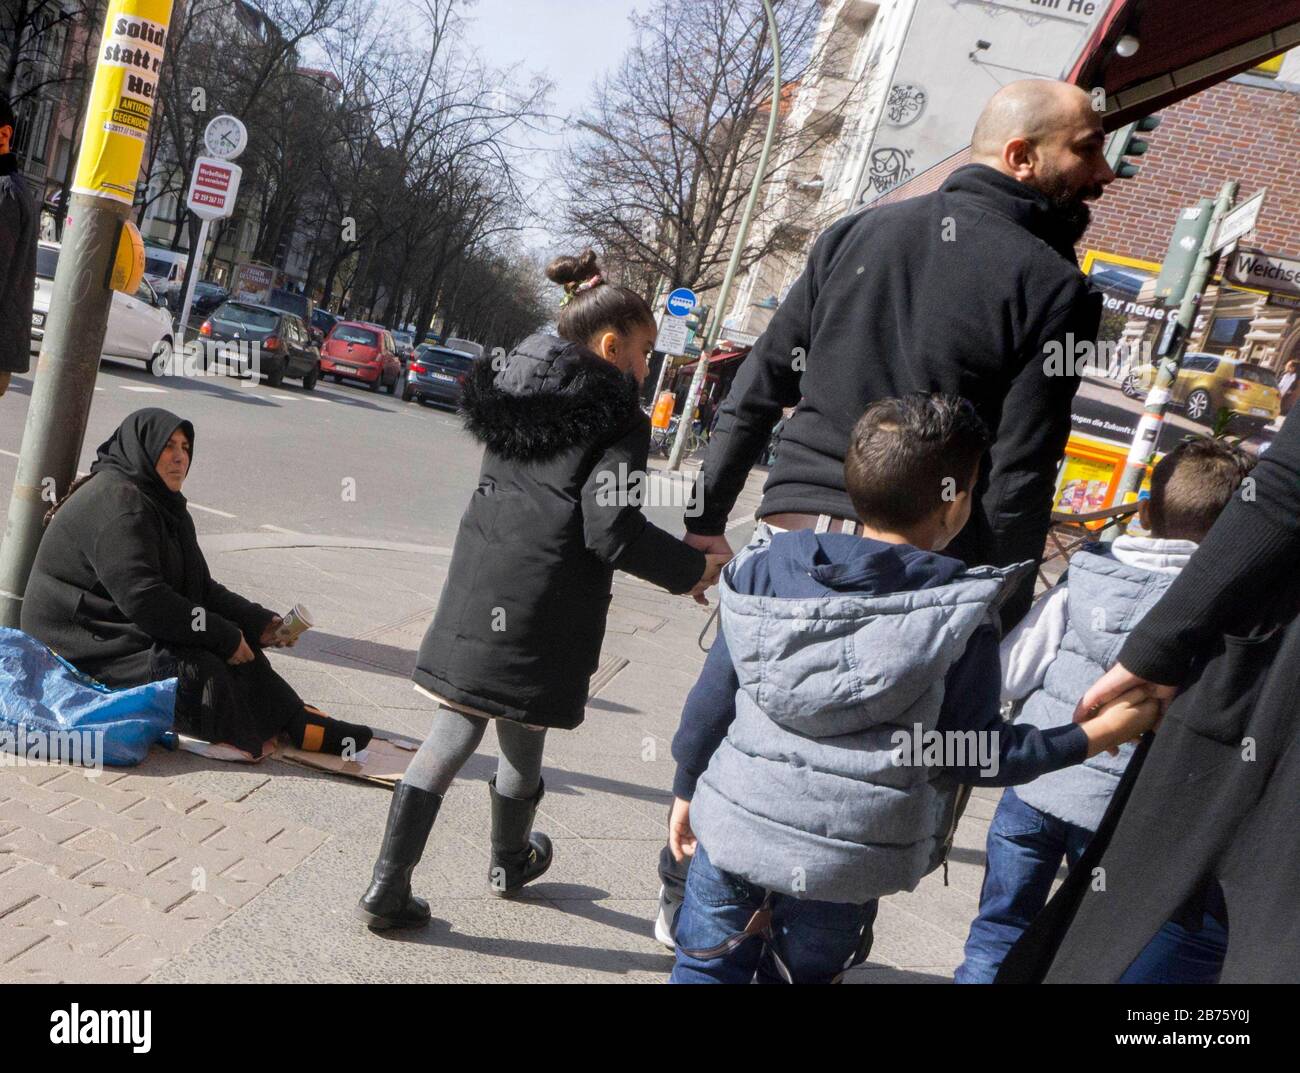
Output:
[13, 98, 54, 163]
[1206, 317, 1251, 352]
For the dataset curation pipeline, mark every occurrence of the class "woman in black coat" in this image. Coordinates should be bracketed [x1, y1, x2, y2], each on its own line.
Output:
[357, 251, 723, 930]
[1006, 406, 1300, 982]
[20, 408, 372, 758]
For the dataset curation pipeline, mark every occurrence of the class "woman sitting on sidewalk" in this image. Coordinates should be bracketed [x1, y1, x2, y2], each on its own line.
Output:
[20, 407, 371, 758]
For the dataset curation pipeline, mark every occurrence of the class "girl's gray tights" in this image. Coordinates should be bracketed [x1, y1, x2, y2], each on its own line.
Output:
[402, 705, 546, 799]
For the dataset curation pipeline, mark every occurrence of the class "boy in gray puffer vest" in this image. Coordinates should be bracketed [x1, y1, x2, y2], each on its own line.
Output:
[956, 436, 1255, 984]
[667, 395, 1162, 985]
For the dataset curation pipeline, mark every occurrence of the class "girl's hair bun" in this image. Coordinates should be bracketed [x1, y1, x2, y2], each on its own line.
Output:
[545, 248, 601, 289]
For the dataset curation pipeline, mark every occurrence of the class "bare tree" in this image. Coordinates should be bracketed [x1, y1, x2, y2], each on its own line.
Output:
[557, 0, 847, 294]
[0, 0, 96, 108]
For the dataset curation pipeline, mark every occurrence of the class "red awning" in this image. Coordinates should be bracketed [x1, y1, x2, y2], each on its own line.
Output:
[1071, 0, 1300, 130]
[678, 346, 752, 372]
[871, 0, 1300, 207]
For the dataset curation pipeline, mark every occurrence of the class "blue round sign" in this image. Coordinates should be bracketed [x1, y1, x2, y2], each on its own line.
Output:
[666, 287, 698, 318]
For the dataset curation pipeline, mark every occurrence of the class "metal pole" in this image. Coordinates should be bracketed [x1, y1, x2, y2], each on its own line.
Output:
[0, 0, 175, 627]
[175, 215, 209, 343]
[0, 201, 131, 626]
[1104, 179, 1238, 538]
[669, 0, 781, 471]
[648, 347, 672, 408]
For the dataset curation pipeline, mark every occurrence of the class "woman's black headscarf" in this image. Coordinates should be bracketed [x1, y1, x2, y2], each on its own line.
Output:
[90, 408, 195, 518]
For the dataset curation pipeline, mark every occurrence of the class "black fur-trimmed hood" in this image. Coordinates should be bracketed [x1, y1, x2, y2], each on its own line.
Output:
[460, 333, 642, 461]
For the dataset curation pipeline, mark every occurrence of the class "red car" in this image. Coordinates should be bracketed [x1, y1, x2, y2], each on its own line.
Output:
[319, 321, 403, 394]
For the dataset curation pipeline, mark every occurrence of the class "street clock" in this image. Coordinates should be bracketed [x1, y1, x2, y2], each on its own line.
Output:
[203, 115, 247, 161]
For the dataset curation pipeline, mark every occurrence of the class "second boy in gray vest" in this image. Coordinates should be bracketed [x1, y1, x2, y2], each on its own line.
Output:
[956, 436, 1255, 984]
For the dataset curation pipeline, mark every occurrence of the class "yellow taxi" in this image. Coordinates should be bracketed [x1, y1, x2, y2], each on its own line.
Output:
[1121, 352, 1281, 427]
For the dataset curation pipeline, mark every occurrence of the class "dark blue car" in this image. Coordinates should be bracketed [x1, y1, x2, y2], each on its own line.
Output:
[403, 344, 477, 407]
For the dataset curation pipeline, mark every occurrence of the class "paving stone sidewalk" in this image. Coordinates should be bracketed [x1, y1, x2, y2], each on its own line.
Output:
[1, 463, 1007, 983]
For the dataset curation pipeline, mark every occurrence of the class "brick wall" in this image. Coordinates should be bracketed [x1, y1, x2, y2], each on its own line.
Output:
[1082, 76, 1300, 263]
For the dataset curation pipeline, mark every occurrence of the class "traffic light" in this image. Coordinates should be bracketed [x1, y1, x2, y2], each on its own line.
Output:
[684, 304, 709, 356]
[1104, 115, 1161, 179]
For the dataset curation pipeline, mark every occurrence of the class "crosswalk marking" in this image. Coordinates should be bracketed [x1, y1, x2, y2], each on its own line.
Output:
[189, 503, 237, 519]
[120, 385, 168, 393]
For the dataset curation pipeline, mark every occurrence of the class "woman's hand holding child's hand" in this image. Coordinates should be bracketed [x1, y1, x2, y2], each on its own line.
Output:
[688, 554, 731, 606]
[669, 796, 697, 862]
[1077, 686, 1163, 758]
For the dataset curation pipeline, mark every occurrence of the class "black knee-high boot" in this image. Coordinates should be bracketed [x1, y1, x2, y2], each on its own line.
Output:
[488, 777, 552, 897]
[356, 782, 441, 929]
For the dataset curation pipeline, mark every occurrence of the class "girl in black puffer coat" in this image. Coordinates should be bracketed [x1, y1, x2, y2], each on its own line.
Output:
[358, 251, 724, 929]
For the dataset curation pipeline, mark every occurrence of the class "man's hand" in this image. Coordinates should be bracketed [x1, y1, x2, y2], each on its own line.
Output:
[1077, 685, 1163, 758]
[684, 531, 734, 559]
[687, 553, 731, 606]
[1074, 662, 1179, 724]
[668, 796, 696, 862]
[0, 370, 11, 397]
[259, 615, 296, 648]
[227, 634, 256, 665]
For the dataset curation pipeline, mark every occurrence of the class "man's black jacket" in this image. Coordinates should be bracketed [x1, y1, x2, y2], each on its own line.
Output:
[689, 164, 1101, 622]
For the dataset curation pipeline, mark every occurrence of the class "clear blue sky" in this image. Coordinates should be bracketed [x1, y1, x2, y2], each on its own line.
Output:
[462, 0, 643, 251]
[462, 0, 641, 120]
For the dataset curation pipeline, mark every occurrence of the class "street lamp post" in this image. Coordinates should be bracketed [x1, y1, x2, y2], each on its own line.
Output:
[667, 0, 782, 471]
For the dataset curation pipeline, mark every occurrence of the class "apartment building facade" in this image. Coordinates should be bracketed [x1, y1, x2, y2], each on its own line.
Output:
[718, 0, 1104, 341]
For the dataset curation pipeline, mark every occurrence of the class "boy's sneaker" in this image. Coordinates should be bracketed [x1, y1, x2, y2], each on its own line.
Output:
[654, 884, 682, 949]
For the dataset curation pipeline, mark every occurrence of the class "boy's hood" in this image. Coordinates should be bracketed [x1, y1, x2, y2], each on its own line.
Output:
[1063, 538, 1192, 667]
[720, 528, 1015, 737]
[1109, 533, 1197, 575]
[459, 333, 640, 462]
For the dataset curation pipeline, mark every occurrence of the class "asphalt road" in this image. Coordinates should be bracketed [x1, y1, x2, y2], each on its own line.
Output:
[4, 358, 1278, 554]
[0, 357, 695, 548]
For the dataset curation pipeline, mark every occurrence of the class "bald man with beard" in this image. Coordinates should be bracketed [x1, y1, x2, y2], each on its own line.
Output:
[681, 79, 1115, 630]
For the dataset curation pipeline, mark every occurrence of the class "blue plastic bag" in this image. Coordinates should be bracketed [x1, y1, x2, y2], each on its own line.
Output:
[0, 627, 176, 767]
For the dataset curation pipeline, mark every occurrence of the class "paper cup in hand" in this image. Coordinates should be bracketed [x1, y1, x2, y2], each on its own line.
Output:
[276, 604, 314, 643]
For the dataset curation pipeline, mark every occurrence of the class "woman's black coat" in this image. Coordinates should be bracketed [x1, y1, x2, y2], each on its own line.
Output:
[414, 334, 705, 730]
[21, 409, 276, 687]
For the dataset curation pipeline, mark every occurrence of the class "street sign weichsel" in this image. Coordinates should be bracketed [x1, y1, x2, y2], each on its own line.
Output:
[1226, 248, 1300, 298]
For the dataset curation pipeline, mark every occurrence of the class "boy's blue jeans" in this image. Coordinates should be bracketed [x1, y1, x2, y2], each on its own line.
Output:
[670, 843, 877, 984]
[956, 788, 1228, 984]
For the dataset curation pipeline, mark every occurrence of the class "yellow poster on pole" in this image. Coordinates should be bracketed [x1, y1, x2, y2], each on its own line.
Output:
[70, 0, 174, 205]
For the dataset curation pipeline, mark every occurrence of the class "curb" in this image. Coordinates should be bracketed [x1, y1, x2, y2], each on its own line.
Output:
[199, 532, 454, 557]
